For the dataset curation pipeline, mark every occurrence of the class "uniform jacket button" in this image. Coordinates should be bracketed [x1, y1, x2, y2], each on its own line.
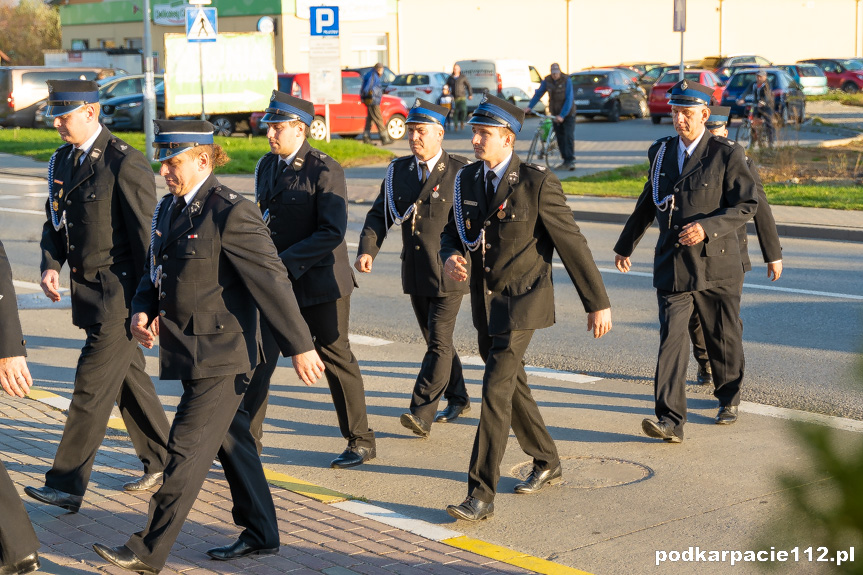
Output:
[300, 265, 305, 269]
[484, 267, 490, 272]
[484, 221, 490, 227]
[159, 310, 166, 317]
[713, 233, 718, 237]
[414, 231, 420, 236]
[673, 206, 679, 211]
[122, 272, 127, 277]
[414, 245, 420, 250]
[271, 231, 277, 236]
[67, 222, 73, 228]
[162, 254, 168, 261]
[217, 324, 224, 329]
[673, 225, 679, 230]
[417, 200, 422, 204]
[160, 292, 166, 299]
[674, 243, 680, 248]
[66, 200, 71, 205]
[71, 267, 77, 273]
[485, 244, 491, 249]
[486, 290, 492, 295]
[69, 245, 75, 251]
[190, 250, 196, 255]
[161, 273, 168, 280]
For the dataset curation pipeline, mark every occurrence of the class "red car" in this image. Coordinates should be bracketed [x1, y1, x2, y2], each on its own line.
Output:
[797, 59, 863, 93]
[250, 71, 408, 141]
[648, 69, 723, 124]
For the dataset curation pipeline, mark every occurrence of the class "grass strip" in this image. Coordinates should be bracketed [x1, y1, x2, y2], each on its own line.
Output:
[0, 128, 395, 173]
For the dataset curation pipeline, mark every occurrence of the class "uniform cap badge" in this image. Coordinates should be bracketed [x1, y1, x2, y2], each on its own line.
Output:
[507, 172, 519, 184]
[681, 80, 688, 91]
[229, 193, 237, 199]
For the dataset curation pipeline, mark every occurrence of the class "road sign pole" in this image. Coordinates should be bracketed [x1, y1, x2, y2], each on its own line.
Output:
[199, 43, 206, 120]
[143, 0, 155, 155]
[325, 104, 331, 142]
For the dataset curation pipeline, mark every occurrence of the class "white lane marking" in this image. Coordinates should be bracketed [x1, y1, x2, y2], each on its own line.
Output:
[37, 394, 71, 411]
[740, 401, 863, 433]
[13, 280, 69, 293]
[0, 178, 42, 186]
[0, 207, 44, 215]
[462, 355, 604, 384]
[333, 500, 463, 542]
[0, 194, 28, 200]
[556, 264, 863, 301]
[348, 334, 393, 347]
[26, 192, 46, 197]
[346, 241, 358, 248]
[17, 293, 72, 309]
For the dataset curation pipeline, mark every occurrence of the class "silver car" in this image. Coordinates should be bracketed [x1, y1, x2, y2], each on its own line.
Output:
[777, 64, 828, 96]
[386, 72, 450, 106]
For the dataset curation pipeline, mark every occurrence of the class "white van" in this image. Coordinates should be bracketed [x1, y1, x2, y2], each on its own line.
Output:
[454, 59, 544, 111]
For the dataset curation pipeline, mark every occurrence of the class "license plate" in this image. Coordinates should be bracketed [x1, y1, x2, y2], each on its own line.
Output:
[102, 117, 113, 124]
[397, 91, 415, 98]
[574, 99, 590, 106]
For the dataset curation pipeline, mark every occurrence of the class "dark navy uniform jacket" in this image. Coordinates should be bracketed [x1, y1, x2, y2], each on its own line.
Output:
[0, 240, 25, 359]
[41, 126, 155, 328]
[133, 175, 314, 381]
[358, 151, 470, 297]
[440, 154, 610, 336]
[614, 133, 758, 292]
[254, 140, 356, 308]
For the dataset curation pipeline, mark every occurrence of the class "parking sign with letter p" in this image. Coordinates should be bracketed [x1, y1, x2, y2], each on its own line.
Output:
[310, 6, 339, 36]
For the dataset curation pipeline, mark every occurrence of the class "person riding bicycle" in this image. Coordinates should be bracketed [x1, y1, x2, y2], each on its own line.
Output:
[526, 63, 576, 170]
[738, 70, 775, 147]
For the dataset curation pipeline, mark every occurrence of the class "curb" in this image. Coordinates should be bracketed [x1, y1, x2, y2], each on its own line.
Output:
[22, 387, 591, 575]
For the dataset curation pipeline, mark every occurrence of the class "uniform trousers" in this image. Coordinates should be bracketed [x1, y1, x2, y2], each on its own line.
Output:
[0, 460, 39, 566]
[408, 294, 469, 424]
[246, 296, 374, 454]
[125, 371, 278, 570]
[655, 283, 745, 437]
[45, 318, 170, 496]
[468, 305, 559, 503]
[687, 311, 711, 369]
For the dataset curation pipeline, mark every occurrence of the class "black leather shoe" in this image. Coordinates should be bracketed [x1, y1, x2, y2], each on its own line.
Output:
[641, 419, 683, 443]
[0, 552, 40, 575]
[434, 403, 471, 423]
[123, 472, 163, 492]
[330, 445, 376, 469]
[446, 496, 494, 521]
[696, 364, 713, 385]
[399, 413, 430, 437]
[715, 405, 739, 425]
[513, 463, 563, 494]
[206, 538, 279, 561]
[24, 485, 82, 513]
[92, 544, 158, 574]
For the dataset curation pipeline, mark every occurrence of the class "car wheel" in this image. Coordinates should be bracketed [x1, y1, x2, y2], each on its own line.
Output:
[651, 114, 662, 125]
[210, 116, 234, 137]
[582, 114, 596, 120]
[843, 81, 860, 94]
[638, 99, 649, 119]
[386, 114, 406, 140]
[606, 100, 621, 122]
[309, 116, 328, 141]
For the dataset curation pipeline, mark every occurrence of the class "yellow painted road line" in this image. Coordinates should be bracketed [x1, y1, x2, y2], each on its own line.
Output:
[263, 468, 350, 504]
[443, 535, 596, 575]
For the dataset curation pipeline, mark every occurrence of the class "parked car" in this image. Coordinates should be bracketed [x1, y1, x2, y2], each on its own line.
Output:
[250, 70, 408, 141]
[34, 74, 165, 128]
[0, 66, 121, 127]
[777, 64, 828, 96]
[501, 86, 545, 115]
[618, 62, 667, 75]
[648, 69, 722, 124]
[797, 58, 863, 93]
[454, 59, 543, 110]
[99, 79, 166, 131]
[637, 65, 675, 89]
[720, 68, 806, 123]
[385, 72, 450, 105]
[570, 68, 648, 122]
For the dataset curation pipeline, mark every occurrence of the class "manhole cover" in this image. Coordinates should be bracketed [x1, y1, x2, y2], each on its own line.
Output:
[511, 456, 653, 489]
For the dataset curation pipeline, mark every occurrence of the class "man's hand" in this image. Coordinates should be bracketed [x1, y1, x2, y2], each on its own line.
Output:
[679, 222, 706, 246]
[587, 308, 612, 339]
[767, 261, 783, 281]
[292, 350, 325, 386]
[554, 115, 564, 123]
[150, 316, 160, 337]
[354, 254, 373, 273]
[614, 254, 631, 273]
[131, 312, 155, 348]
[40, 269, 61, 302]
[444, 254, 469, 282]
[0, 356, 32, 398]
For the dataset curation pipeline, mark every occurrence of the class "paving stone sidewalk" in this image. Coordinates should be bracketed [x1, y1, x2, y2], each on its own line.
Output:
[0, 393, 534, 575]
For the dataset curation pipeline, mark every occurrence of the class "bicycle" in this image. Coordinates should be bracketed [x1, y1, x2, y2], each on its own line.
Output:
[735, 96, 770, 149]
[525, 115, 562, 169]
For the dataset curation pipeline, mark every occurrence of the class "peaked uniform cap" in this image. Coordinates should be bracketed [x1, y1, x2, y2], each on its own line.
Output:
[260, 90, 315, 126]
[152, 119, 215, 161]
[666, 79, 714, 107]
[467, 94, 525, 134]
[45, 79, 99, 118]
[706, 105, 731, 129]
[406, 98, 449, 127]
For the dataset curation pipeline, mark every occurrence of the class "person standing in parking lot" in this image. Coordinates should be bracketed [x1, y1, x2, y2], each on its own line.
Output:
[739, 70, 775, 147]
[526, 63, 576, 171]
[446, 64, 473, 131]
[361, 63, 393, 146]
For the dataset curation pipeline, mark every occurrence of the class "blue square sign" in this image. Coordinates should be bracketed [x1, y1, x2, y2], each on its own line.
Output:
[310, 6, 339, 36]
[186, 7, 217, 43]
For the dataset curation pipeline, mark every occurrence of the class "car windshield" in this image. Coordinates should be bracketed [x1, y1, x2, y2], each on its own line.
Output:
[699, 57, 723, 69]
[798, 65, 825, 78]
[656, 71, 703, 84]
[841, 59, 863, 71]
[572, 73, 609, 86]
[727, 72, 780, 89]
[639, 67, 665, 82]
[392, 74, 430, 86]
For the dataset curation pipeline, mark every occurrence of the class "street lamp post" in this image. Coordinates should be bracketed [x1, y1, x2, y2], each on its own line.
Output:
[142, 0, 155, 158]
[717, 0, 724, 57]
[857, 0, 861, 57]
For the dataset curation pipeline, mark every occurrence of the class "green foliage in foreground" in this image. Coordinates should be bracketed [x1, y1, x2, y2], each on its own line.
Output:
[0, 128, 395, 173]
[807, 91, 863, 107]
[561, 163, 863, 210]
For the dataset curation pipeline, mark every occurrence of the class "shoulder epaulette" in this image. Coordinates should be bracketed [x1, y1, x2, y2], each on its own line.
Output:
[392, 154, 414, 164]
[108, 138, 133, 155]
[214, 186, 242, 204]
[449, 154, 470, 166]
[523, 162, 547, 172]
[651, 135, 674, 147]
[713, 136, 736, 148]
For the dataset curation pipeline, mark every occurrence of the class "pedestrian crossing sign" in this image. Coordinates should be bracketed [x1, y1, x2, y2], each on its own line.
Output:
[186, 7, 217, 43]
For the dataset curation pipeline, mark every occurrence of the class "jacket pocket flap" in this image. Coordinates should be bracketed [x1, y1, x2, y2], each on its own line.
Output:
[176, 238, 213, 259]
[281, 191, 310, 204]
[705, 238, 737, 257]
[502, 271, 550, 297]
[192, 312, 244, 335]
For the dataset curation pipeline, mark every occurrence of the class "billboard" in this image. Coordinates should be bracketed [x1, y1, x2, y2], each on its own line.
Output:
[164, 32, 276, 117]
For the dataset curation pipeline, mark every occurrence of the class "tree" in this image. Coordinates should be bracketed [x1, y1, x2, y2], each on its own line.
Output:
[0, 0, 61, 65]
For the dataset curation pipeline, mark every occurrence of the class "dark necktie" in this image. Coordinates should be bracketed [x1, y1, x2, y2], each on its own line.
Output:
[169, 196, 186, 225]
[485, 171, 496, 206]
[419, 162, 429, 185]
[71, 148, 84, 175]
[273, 160, 288, 186]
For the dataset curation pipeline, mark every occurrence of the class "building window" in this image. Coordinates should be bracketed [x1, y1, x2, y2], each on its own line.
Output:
[350, 33, 388, 68]
[71, 39, 89, 50]
[126, 38, 143, 49]
[98, 39, 117, 49]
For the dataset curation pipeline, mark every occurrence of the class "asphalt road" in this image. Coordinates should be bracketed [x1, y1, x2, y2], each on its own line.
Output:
[3, 168, 861, 421]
